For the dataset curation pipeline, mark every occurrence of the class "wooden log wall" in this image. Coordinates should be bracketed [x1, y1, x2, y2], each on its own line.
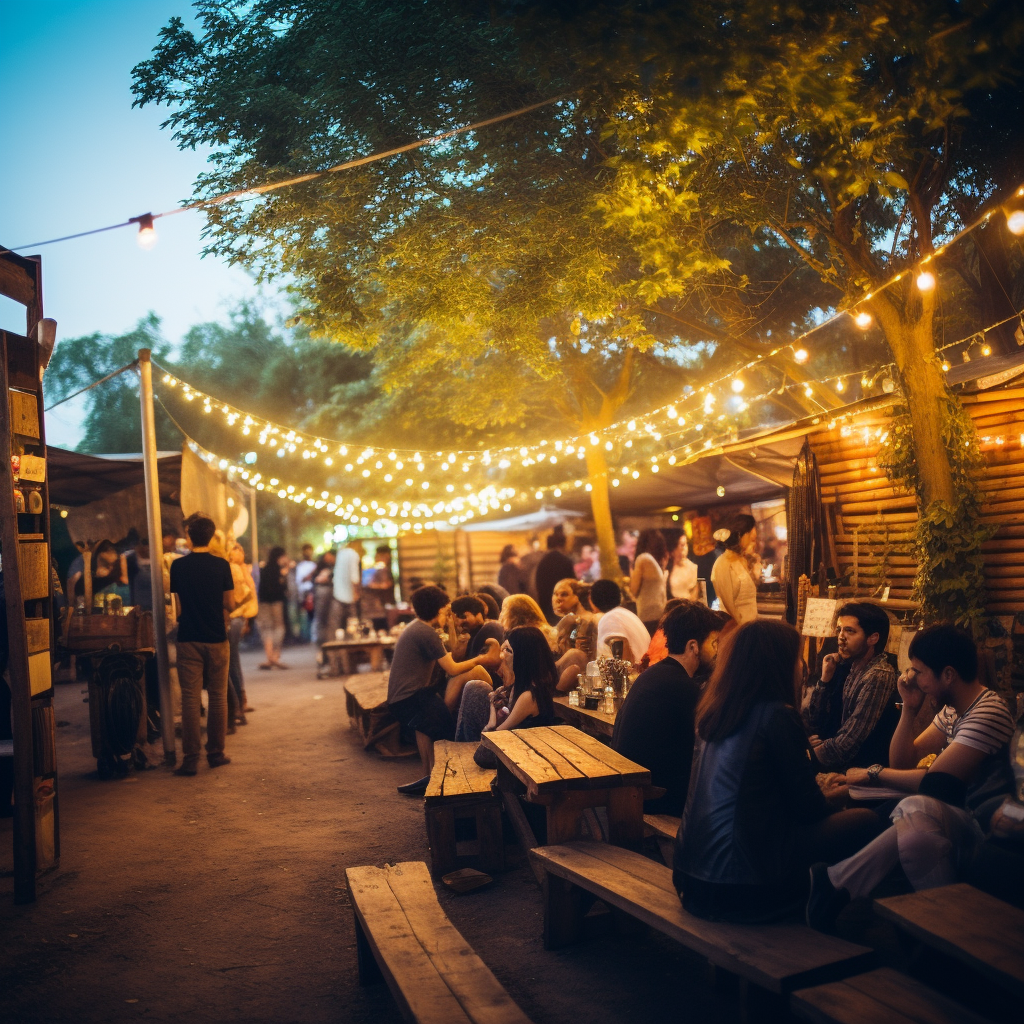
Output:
[810, 385, 1024, 618]
[396, 529, 534, 598]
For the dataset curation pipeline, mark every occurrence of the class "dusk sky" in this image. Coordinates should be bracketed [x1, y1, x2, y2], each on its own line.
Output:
[0, 1, 282, 446]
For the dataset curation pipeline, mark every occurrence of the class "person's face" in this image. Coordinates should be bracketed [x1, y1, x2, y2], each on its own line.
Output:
[96, 551, 118, 574]
[302, 547, 313, 560]
[906, 657, 952, 703]
[498, 640, 515, 687]
[740, 527, 758, 554]
[579, 545, 593, 561]
[552, 581, 578, 617]
[137, 540, 150, 559]
[324, 552, 336, 566]
[456, 609, 484, 633]
[675, 535, 689, 562]
[162, 535, 177, 553]
[836, 616, 871, 660]
[229, 545, 244, 564]
[699, 631, 720, 671]
[278, 554, 289, 569]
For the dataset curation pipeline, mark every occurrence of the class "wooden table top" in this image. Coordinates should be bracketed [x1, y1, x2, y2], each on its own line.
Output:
[875, 883, 1024, 998]
[552, 694, 616, 736]
[480, 724, 649, 797]
[322, 636, 396, 649]
[425, 740, 495, 800]
[342, 672, 390, 710]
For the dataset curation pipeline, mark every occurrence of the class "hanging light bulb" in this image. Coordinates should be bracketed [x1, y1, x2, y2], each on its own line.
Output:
[132, 213, 158, 250]
[730, 378, 744, 393]
[941, 359, 951, 372]
[981, 343, 992, 357]
[853, 311, 872, 329]
[1007, 209, 1024, 235]
[793, 348, 809, 363]
[916, 270, 936, 292]
[835, 378, 846, 393]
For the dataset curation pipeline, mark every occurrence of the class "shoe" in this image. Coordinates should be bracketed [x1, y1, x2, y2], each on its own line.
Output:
[397, 775, 430, 796]
[243, 705, 255, 713]
[806, 862, 850, 933]
[174, 761, 198, 777]
[272, 663, 289, 670]
[227, 724, 237, 735]
[258, 664, 273, 671]
[207, 753, 232, 769]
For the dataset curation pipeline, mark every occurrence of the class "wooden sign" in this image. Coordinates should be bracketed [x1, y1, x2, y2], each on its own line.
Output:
[801, 597, 839, 637]
[19, 454, 45, 481]
[8, 388, 39, 437]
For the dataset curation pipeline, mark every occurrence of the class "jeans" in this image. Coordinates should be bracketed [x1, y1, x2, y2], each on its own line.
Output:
[312, 585, 334, 643]
[228, 616, 246, 718]
[176, 640, 230, 763]
[455, 679, 493, 742]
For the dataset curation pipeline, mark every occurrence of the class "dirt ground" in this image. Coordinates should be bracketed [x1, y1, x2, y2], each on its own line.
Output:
[1, 644, 740, 1024]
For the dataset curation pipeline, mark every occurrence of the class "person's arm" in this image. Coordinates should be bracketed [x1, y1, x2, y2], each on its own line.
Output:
[117, 553, 129, 586]
[813, 665, 894, 770]
[222, 561, 237, 613]
[437, 640, 499, 677]
[802, 655, 838, 735]
[495, 689, 540, 731]
[889, 671, 945, 769]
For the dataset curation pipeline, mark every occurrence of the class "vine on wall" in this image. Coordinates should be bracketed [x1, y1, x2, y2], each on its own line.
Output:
[877, 394, 995, 635]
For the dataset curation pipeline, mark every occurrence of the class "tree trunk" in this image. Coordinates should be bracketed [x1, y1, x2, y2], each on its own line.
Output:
[872, 291, 955, 507]
[584, 444, 621, 580]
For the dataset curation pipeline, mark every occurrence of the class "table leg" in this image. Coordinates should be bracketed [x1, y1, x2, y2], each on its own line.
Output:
[340, 650, 352, 675]
[545, 792, 587, 845]
[606, 786, 644, 848]
[369, 646, 382, 672]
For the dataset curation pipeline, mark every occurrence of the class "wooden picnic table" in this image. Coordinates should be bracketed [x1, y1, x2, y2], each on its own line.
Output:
[480, 725, 650, 879]
[319, 635, 396, 677]
[552, 693, 616, 739]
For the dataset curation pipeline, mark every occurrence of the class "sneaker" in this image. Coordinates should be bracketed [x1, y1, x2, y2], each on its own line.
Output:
[207, 753, 232, 769]
[806, 862, 850, 933]
[174, 760, 198, 777]
[397, 775, 430, 796]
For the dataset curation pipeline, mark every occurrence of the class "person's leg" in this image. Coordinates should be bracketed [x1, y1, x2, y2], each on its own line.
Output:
[175, 642, 204, 771]
[555, 649, 588, 691]
[258, 605, 276, 668]
[455, 679, 493, 742]
[228, 617, 246, 722]
[204, 641, 230, 763]
[415, 730, 434, 776]
[271, 603, 287, 666]
[799, 809, 885, 868]
[826, 826, 900, 899]
[444, 664, 491, 712]
[893, 795, 981, 891]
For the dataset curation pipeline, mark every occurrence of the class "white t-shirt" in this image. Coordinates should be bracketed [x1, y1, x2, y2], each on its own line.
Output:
[596, 607, 651, 664]
[295, 559, 317, 596]
[333, 548, 362, 604]
[932, 689, 1015, 755]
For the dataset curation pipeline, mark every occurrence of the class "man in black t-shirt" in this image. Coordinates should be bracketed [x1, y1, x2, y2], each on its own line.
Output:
[535, 527, 576, 625]
[169, 513, 236, 776]
[612, 602, 722, 816]
[451, 595, 504, 686]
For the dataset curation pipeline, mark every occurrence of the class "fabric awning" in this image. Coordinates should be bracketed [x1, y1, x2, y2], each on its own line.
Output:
[46, 447, 182, 507]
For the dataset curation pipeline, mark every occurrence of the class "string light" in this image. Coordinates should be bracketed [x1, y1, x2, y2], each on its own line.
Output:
[916, 270, 936, 293]
[1008, 210, 1024, 236]
[793, 348, 809, 364]
[853, 311, 872, 329]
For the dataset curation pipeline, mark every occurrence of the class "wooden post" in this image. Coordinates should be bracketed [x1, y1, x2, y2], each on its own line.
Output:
[248, 484, 258, 567]
[1, 332, 36, 903]
[137, 349, 175, 765]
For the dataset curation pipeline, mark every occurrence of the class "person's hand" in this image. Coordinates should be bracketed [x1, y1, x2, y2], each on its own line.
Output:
[820, 652, 840, 683]
[844, 767, 870, 787]
[488, 686, 507, 707]
[897, 670, 926, 713]
[990, 800, 1024, 839]
[808, 734, 823, 749]
[481, 637, 501, 658]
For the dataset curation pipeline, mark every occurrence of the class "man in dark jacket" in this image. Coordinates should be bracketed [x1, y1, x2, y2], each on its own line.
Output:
[612, 602, 721, 815]
[534, 527, 576, 625]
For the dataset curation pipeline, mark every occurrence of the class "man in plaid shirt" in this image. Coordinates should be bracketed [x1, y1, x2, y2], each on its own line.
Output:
[802, 602, 898, 771]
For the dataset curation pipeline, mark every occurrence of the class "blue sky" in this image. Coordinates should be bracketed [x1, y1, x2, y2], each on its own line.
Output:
[0, 3, 282, 338]
[0, 1, 281, 444]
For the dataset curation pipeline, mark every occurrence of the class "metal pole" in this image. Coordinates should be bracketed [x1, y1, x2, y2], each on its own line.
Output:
[249, 484, 258, 567]
[138, 349, 175, 765]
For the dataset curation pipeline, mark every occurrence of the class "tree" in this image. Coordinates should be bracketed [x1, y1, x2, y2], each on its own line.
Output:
[132, 0, 848, 576]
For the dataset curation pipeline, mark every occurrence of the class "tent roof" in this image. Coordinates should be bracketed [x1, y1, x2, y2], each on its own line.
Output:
[46, 446, 182, 507]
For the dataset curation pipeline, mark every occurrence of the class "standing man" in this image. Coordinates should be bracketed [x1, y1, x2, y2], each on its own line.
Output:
[332, 540, 362, 634]
[534, 526, 576, 625]
[170, 512, 236, 777]
[802, 602, 898, 771]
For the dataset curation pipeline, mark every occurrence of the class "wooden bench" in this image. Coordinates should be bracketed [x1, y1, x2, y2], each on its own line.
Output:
[424, 740, 503, 878]
[319, 637, 395, 677]
[643, 813, 680, 840]
[875, 883, 1024, 998]
[343, 673, 415, 757]
[792, 967, 990, 1024]
[530, 841, 873, 997]
[345, 861, 532, 1024]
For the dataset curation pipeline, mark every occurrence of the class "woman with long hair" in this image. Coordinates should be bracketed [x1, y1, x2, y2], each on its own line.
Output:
[456, 625, 558, 743]
[227, 542, 257, 724]
[630, 528, 669, 632]
[498, 594, 557, 650]
[667, 532, 699, 601]
[256, 546, 290, 669]
[497, 543, 525, 595]
[673, 620, 882, 923]
[709, 514, 760, 625]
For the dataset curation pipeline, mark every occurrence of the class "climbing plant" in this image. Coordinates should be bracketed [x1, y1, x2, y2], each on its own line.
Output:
[878, 393, 995, 634]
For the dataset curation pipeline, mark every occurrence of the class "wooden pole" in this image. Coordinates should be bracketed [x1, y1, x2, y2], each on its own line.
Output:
[249, 484, 258, 567]
[1, 333, 36, 903]
[137, 349, 175, 765]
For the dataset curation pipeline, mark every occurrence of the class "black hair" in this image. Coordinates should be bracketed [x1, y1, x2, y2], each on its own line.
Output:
[837, 601, 891, 654]
[451, 594, 485, 617]
[499, 544, 517, 563]
[590, 579, 622, 613]
[183, 512, 216, 548]
[376, 545, 391, 557]
[725, 514, 757, 550]
[908, 624, 978, 683]
[266, 546, 286, 571]
[506, 626, 557, 721]
[476, 583, 507, 611]
[662, 601, 721, 655]
[411, 584, 450, 622]
[475, 592, 500, 620]
[546, 526, 567, 550]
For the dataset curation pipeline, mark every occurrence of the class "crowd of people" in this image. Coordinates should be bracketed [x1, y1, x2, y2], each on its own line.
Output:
[382, 520, 1024, 930]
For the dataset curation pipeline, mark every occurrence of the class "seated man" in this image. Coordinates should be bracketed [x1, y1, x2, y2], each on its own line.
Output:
[612, 602, 721, 815]
[802, 602, 898, 771]
[592, 578, 651, 664]
[450, 594, 504, 686]
[807, 624, 1016, 930]
[387, 585, 499, 795]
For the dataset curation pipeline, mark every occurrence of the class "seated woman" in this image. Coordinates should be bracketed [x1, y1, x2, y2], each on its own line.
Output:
[674, 619, 883, 923]
[73, 540, 129, 607]
[455, 625, 558, 743]
[551, 578, 597, 690]
[498, 594, 558, 652]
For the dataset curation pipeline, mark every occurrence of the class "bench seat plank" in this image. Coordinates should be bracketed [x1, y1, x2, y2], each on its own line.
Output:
[875, 883, 1024, 999]
[426, 741, 494, 799]
[643, 814, 681, 841]
[531, 841, 872, 994]
[792, 967, 991, 1024]
[347, 862, 531, 1024]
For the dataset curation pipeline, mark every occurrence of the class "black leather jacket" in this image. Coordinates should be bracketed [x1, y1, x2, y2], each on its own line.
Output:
[673, 700, 829, 919]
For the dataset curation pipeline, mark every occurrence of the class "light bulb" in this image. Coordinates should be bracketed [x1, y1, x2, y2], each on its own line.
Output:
[133, 212, 158, 250]
[835, 379, 846, 393]
[716, 486, 725, 497]
[731, 378, 744, 393]
[941, 360, 951, 372]
[981, 344, 992, 357]
[793, 348, 809, 363]
[916, 270, 936, 292]
[853, 311, 872, 329]
[1007, 210, 1024, 235]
